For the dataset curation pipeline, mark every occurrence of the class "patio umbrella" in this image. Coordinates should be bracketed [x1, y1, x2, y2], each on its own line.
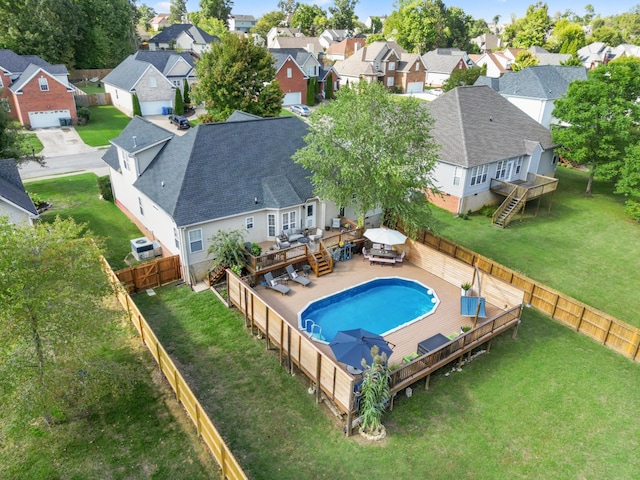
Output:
[329, 328, 394, 369]
[363, 228, 407, 246]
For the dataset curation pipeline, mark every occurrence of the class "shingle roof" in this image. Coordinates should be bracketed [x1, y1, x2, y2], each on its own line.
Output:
[0, 49, 68, 75]
[269, 48, 316, 71]
[148, 24, 220, 45]
[105, 116, 313, 227]
[8, 63, 72, 93]
[102, 51, 194, 90]
[474, 65, 586, 100]
[422, 49, 468, 74]
[273, 36, 323, 52]
[426, 86, 555, 168]
[132, 50, 196, 75]
[0, 159, 38, 217]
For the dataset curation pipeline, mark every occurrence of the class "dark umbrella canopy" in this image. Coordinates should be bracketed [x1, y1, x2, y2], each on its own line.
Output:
[329, 328, 393, 369]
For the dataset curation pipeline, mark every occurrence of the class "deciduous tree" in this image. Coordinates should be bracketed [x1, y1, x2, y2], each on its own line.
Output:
[189, 12, 228, 37]
[443, 66, 484, 91]
[328, 0, 358, 31]
[0, 99, 44, 166]
[291, 4, 328, 36]
[253, 11, 286, 38]
[200, 0, 233, 23]
[293, 81, 439, 237]
[193, 35, 283, 120]
[169, 0, 187, 24]
[511, 50, 540, 71]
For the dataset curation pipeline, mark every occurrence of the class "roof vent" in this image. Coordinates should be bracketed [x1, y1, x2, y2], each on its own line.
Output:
[132, 135, 137, 148]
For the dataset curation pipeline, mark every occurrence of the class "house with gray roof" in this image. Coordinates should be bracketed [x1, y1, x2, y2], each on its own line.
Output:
[102, 115, 341, 283]
[475, 65, 587, 127]
[422, 48, 475, 87]
[0, 49, 77, 128]
[103, 50, 197, 117]
[424, 85, 557, 218]
[0, 159, 38, 225]
[148, 24, 220, 56]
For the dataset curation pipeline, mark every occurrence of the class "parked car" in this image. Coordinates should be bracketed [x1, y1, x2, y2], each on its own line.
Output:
[168, 114, 191, 129]
[290, 104, 310, 117]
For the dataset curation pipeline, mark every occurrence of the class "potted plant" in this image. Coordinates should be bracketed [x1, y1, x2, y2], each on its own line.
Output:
[461, 282, 472, 296]
[460, 325, 472, 334]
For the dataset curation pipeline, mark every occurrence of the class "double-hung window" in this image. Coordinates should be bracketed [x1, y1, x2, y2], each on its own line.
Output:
[496, 160, 507, 180]
[470, 165, 488, 186]
[282, 211, 296, 232]
[188, 229, 203, 253]
[246, 216, 254, 230]
[267, 214, 276, 237]
[38, 77, 49, 91]
[453, 167, 461, 186]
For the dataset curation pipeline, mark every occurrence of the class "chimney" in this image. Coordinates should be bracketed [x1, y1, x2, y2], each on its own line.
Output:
[307, 43, 314, 54]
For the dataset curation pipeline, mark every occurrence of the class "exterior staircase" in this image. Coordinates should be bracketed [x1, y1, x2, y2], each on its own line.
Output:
[207, 265, 226, 285]
[313, 251, 332, 276]
[492, 186, 527, 228]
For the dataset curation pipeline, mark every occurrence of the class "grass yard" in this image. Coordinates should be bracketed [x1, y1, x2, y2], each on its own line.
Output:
[0, 298, 218, 479]
[75, 105, 131, 147]
[134, 286, 640, 479]
[429, 166, 640, 326]
[75, 82, 105, 94]
[25, 173, 142, 270]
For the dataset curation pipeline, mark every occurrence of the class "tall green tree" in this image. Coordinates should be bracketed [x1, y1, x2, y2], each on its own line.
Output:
[511, 50, 540, 71]
[189, 12, 229, 37]
[291, 4, 328, 36]
[200, 0, 233, 23]
[443, 66, 484, 91]
[183, 80, 191, 106]
[137, 3, 157, 29]
[616, 143, 640, 221]
[132, 93, 142, 116]
[253, 11, 286, 38]
[328, 0, 358, 31]
[552, 58, 640, 195]
[169, 0, 187, 24]
[547, 18, 586, 53]
[0, 217, 133, 422]
[293, 81, 439, 237]
[193, 35, 283, 120]
[278, 0, 298, 16]
[0, 98, 44, 166]
[174, 88, 184, 115]
[502, 2, 552, 48]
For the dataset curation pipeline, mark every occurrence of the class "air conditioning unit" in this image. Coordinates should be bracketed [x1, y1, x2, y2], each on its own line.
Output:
[130, 237, 161, 261]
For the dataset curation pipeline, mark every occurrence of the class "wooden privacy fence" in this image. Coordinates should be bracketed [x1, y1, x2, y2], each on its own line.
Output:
[105, 260, 248, 480]
[415, 230, 640, 362]
[75, 93, 112, 107]
[115, 255, 181, 293]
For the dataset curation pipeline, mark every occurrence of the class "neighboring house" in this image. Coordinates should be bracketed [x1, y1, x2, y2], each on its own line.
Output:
[101, 115, 342, 283]
[103, 51, 196, 117]
[527, 46, 571, 66]
[425, 85, 557, 216]
[149, 14, 170, 32]
[474, 51, 511, 78]
[267, 27, 302, 47]
[470, 33, 501, 53]
[325, 37, 365, 61]
[270, 36, 323, 54]
[422, 48, 474, 87]
[334, 41, 426, 93]
[611, 43, 640, 60]
[269, 49, 312, 105]
[318, 66, 340, 100]
[0, 158, 38, 225]
[228, 14, 256, 33]
[364, 15, 387, 30]
[0, 49, 77, 128]
[577, 42, 614, 69]
[475, 65, 587, 128]
[319, 29, 349, 50]
[148, 24, 220, 56]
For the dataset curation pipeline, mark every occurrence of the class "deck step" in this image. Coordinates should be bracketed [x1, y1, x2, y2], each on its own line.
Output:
[313, 251, 333, 277]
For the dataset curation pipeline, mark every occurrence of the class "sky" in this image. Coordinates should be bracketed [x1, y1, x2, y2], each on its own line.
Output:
[152, 0, 638, 24]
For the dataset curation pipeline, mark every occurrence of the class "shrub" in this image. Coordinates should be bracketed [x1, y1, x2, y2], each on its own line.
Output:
[77, 107, 91, 121]
[479, 204, 497, 217]
[132, 94, 142, 116]
[174, 88, 184, 115]
[250, 242, 262, 257]
[97, 175, 114, 202]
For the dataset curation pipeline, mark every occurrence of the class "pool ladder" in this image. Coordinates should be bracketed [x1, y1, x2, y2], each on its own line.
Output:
[304, 319, 323, 341]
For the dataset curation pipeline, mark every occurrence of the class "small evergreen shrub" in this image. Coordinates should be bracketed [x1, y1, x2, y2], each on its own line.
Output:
[97, 175, 114, 202]
[480, 205, 498, 217]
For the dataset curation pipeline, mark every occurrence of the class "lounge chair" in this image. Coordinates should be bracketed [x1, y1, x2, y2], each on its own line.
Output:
[264, 272, 290, 295]
[286, 265, 311, 286]
[460, 296, 486, 317]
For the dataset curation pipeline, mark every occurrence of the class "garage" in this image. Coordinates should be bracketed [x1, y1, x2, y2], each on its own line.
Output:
[28, 110, 70, 129]
[282, 92, 302, 106]
[406, 82, 424, 94]
[140, 100, 169, 116]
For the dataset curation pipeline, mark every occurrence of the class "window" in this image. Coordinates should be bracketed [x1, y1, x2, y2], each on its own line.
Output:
[388, 62, 395, 71]
[470, 165, 488, 186]
[552, 154, 558, 165]
[496, 160, 507, 180]
[0, 76, 3, 87]
[453, 167, 461, 186]
[173, 80, 181, 87]
[38, 77, 49, 91]
[149, 76, 157, 88]
[173, 227, 180, 248]
[246, 216, 254, 230]
[416, 62, 420, 71]
[387, 77, 394, 87]
[287, 68, 292, 78]
[188, 229, 203, 253]
[515, 157, 523, 174]
[282, 211, 296, 232]
[138, 197, 144, 216]
[121, 150, 129, 170]
[268, 214, 275, 237]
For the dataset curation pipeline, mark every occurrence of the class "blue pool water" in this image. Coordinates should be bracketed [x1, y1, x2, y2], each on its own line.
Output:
[298, 277, 439, 343]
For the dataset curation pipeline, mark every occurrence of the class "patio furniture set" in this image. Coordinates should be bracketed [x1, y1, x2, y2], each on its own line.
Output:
[362, 246, 406, 266]
[275, 228, 323, 250]
[264, 265, 312, 295]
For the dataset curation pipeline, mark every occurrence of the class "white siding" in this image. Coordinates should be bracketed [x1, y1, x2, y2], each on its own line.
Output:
[0, 201, 35, 225]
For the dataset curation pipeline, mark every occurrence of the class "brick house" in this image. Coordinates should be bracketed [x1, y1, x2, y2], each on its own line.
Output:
[0, 49, 76, 128]
[270, 50, 311, 105]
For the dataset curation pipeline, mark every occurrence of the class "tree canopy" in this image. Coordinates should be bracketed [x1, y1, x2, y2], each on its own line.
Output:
[0, 216, 133, 422]
[511, 50, 540, 71]
[0, 99, 44, 166]
[328, 0, 358, 31]
[169, 0, 187, 24]
[502, 2, 552, 48]
[193, 35, 283, 121]
[200, 0, 233, 23]
[293, 81, 439, 237]
[552, 58, 640, 195]
[443, 66, 485, 91]
[253, 11, 286, 38]
[291, 4, 328, 36]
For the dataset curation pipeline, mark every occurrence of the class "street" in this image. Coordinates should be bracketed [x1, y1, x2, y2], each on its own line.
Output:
[20, 150, 109, 181]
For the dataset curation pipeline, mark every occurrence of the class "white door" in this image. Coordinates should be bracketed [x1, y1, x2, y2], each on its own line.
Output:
[28, 110, 70, 128]
[283, 92, 301, 106]
[140, 100, 168, 116]
[406, 82, 424, 93]
[305, 203, 315, 228]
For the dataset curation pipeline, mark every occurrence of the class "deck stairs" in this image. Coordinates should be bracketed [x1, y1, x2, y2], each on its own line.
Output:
[208, 265, 226, 285]
[313, 251, 333, 276]
[492, 186, 527, 228]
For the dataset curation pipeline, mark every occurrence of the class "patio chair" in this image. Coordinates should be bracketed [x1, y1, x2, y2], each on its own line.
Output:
[275, 236, 290, 249]
[286, 265, 311, 287]
[309, 228, 323, 243]
[264, 272, 290, 295]
[331, 217, 341, 230]
[460, 296, 486, 317]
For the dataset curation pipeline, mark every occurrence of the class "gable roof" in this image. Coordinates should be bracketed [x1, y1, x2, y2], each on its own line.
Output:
[148, 24, 220, 45]
[426, 86, 555, 168]
[0, 49, 68, 76]
[272, 36, 323, 53]
[8, 63, 72, 93]
[105, 116, 313, 227]
[131, 50, 196, 76]
[474, 65, 587, 100]
[102, 51, 194, 90]
[0, 159, 38, 217]
[334, 41, 407, 77]
[325, 37, 365, 58]
[422, 48, 471, 74]
[269, 48, 318, 71]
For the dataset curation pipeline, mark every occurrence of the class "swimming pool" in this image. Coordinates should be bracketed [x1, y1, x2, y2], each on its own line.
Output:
[298, 277, 440, 343]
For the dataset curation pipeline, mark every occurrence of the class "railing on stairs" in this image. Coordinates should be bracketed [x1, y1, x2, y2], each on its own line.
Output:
[492, 185, 527, 228]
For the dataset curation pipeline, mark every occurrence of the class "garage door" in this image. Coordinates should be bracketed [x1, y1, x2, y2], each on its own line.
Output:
[282, 92, 302, 106]
[406, 82, 424, 93]
[28, 110, 70, 128]
[140, 100, 169, 116]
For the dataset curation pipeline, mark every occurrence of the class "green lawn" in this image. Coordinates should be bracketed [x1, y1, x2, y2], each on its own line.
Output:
[75, 82, 105, 94]
[75, 106, 131, 147]
[135, 286, 640, 479]
[22, 132, 44, 154]
[25, 174, 142, 270]
[428, 166, 640, 326]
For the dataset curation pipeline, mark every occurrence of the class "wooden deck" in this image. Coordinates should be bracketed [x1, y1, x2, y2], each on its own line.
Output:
[255, 254, 501, 367]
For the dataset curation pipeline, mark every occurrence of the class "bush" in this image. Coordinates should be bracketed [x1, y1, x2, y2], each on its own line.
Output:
[97, 175, 114, 202]
[77, 107, 91, 121]
[479, 205, 498, 217]
[250, 242, 262, 256]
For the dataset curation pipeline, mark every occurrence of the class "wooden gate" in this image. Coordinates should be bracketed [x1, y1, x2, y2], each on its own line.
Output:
[115, 256, 181, 293]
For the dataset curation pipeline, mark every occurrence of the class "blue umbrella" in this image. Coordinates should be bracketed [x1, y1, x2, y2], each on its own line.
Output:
[329, 328, 394, 369]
